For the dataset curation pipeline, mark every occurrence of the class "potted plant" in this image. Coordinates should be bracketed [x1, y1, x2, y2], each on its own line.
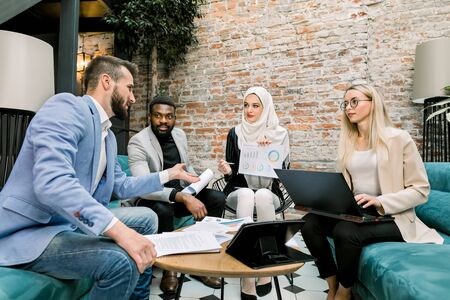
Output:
[103, 0, 205, 118]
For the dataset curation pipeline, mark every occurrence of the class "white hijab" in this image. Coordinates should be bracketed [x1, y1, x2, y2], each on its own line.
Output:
[235, 87, 290, 188]
[235, 87, 289, 158]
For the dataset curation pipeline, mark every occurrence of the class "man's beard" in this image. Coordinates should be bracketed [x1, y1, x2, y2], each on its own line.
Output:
[111, 88, 128, 120]
[151, 123, 174, 139]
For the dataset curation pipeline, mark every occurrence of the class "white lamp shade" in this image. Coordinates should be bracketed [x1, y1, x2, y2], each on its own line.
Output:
[412, 38, 450, 103]
[0, 30, 54, 112]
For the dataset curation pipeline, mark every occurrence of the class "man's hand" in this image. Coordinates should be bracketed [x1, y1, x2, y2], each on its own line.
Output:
[175, 192, 207, 220]
[167, 163, 199, 183]
[104, 221, 157, 273]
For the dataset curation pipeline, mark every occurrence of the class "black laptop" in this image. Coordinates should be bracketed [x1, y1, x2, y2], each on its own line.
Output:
[274, 169, 394, 223]
[226, 220, 315, 269]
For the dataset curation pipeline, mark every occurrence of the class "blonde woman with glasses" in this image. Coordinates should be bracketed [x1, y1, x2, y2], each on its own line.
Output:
[300, 84, 443, 300]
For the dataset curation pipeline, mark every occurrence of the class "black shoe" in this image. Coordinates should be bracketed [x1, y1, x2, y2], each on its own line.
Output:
[256, 281, 272, 297]
[190, 275, 221, 289]
[241, 292, 257, 300]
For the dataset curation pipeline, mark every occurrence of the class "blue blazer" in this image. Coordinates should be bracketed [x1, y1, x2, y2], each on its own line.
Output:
[0, 94, 163, 266]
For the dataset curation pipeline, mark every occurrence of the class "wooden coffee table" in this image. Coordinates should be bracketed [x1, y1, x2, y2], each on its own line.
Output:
[155, 242, 304, 300]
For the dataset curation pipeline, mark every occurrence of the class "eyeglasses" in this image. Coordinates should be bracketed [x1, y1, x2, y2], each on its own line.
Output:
[339, 99, 372, 111]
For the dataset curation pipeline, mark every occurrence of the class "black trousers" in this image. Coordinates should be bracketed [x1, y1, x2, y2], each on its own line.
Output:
[137, 188, 226, 233]
[300, 213, 404, 288]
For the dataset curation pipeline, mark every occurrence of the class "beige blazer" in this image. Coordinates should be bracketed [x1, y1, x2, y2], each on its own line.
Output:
[343, 127, 443, 244]
[128, 127, 196, 203]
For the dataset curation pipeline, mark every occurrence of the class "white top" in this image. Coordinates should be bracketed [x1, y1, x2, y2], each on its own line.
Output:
[90, 97, 112, 191]
[346, 150, 381, 197]
[89, 97, 169, 233]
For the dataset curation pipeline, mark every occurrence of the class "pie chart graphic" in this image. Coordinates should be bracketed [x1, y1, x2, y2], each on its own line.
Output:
[268, 150, 280, 162]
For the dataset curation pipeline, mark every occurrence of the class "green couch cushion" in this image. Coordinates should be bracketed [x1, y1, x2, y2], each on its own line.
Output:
[424, 162, 450, 193]
[174, 215, 195, 229]
[416, 163, 450, 235]
[416, 190, 450, 235]
[357, 242, 450, 300]
[0, 267, 91, 300]
[117, 155, 131, 176]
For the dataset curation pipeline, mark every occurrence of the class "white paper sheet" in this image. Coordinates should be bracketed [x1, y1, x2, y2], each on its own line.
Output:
[145, 231, 221, 257]
[217, 216, 254, 231]
[238, 144, 284, 178]
[181, 168, 214, 195]
[182, 221, 230, 233]
[285, 232, 304, 251]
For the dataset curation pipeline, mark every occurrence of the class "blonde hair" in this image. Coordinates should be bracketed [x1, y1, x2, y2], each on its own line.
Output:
[337, 84, 393, 170]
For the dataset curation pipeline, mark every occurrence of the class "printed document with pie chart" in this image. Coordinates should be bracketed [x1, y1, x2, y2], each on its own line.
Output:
[238, 144, 284, 178]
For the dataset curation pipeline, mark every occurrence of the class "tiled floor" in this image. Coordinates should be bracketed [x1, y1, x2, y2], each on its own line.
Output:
[149, 208, 328, 300]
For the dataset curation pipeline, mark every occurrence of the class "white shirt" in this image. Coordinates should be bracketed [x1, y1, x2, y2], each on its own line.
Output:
[91, 98, 112, 191]
[89, 97, 169, 233]
[346, 149, 381, 197]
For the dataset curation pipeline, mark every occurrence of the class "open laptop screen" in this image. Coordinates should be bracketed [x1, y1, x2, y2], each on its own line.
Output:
[275, 169, 363, 216]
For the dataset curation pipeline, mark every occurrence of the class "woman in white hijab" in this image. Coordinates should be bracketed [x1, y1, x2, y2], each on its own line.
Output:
[218, 86, 290, 300]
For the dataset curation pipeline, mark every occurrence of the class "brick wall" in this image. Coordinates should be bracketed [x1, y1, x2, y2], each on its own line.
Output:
[78, 32, 114, 95]
[126, 0, 450, 173]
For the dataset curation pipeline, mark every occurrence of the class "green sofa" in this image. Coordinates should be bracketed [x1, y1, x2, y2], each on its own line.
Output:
[353, 162, 450, 299]
[0, 155, 194, 299]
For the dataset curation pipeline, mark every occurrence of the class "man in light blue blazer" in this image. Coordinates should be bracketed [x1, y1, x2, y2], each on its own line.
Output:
[0, 56, 197, 300]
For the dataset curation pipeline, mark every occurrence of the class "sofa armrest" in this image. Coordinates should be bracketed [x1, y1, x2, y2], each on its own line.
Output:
[416, 163, 450, 235]
[424, 162, 450, 193]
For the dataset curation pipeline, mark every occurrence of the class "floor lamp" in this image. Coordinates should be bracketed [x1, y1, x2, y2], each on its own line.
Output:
[0, 30, 54, 188]
[412, 38, 450, 162]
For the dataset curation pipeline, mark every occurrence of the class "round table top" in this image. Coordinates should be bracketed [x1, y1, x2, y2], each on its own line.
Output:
[155, 242, 304, 278]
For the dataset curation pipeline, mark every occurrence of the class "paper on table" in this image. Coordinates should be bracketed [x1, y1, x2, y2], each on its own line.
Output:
[145, 231, 221, 257]
[201, 216, 229, 223]
[182, 221, 229, 234]
[214, 233, 234, 244]
[218, 216, 253, 231]
[181, 168, 214, 195]
[181, 221, 233, 244]
[285, 232, 304, 251]
[182, 217, 250, 244]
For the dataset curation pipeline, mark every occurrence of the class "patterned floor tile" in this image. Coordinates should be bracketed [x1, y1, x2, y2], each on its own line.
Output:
[294, 275, 328, 292]
[296, 290, 328, 300]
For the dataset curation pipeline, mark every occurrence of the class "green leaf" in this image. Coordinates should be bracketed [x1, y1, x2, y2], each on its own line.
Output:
[426, 106, 450, 121]
[444, 86, 450, 95]
[103, 0, 205, 66]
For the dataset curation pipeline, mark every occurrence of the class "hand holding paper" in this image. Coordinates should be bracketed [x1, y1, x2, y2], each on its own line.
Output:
[181, 168, 214, 195]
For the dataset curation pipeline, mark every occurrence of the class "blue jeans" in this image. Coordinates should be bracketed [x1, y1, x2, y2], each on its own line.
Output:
[21, 207, 158, 300]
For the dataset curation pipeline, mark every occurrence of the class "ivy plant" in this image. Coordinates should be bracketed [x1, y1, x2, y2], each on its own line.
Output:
[103, 0, 205, 110]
